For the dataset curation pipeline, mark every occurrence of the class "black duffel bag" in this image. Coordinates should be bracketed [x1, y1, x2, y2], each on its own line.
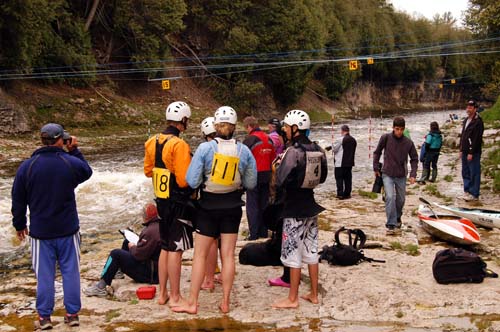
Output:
[432, 248, 498, 284]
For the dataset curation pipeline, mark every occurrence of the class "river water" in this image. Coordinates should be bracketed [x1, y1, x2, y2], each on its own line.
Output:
[0, 109, 455, 258]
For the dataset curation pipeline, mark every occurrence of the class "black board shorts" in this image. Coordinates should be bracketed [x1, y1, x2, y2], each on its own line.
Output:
[156, 199, 194, 251]
[195, 207, 242, 238]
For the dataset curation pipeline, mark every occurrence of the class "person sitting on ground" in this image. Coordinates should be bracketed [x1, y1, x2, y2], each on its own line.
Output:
[84, 203, 162, 297]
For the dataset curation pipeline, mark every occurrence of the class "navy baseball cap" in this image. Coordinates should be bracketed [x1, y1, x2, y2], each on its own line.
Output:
[268, 118, 281, 126]
[40, 123, 64, 139]
[467, 100, 477, 107]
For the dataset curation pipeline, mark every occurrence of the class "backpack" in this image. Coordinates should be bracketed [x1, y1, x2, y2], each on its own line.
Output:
[319, 227, 385, 266]
[432, 248, 498, 284]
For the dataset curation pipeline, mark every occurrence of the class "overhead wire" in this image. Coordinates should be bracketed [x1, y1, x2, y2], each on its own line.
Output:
[0, 34, 498, 76]
[0, 34, 498, 81]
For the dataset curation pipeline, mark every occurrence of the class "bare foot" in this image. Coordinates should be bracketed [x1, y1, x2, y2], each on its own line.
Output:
[219, 302, 230, 314]
[201, 280, 215, 291]
[168, 295, 185, 308]
[214, 274, 222, 284]
[271, 297, 299, 309]
[171, 301, 198, 314]
[300, 293, 319, 304]
[157, 293, 169, 305]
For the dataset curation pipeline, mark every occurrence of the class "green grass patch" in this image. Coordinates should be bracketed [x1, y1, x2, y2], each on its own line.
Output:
[443, 174, 453, 182]
[318, 215, 333, 231]
[442, 196, 453, 203]
[240, 229, 249, 238]
[403, 244, 420, 256]
[480, 97, 500, 128]
[390, 242, 420, 256]
[308, 108, 333, 122]
[483, 147, 500, 193]
[390, 241, 402, 250]
[105, 309, 121, 322]
[357, 189, 378, 199]
[395, 311, 404, 318]
[423, 183, 449, 200]
[129, 299, 139, 305]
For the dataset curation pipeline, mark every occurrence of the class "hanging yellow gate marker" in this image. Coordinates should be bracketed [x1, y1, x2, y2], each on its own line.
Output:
[162, 80, 170, 90]
[349, 60, 359, 71]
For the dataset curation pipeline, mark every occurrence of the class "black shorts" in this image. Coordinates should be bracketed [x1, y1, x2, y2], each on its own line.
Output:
[195, 207, 242, 238]
[156, 199, 194, 252]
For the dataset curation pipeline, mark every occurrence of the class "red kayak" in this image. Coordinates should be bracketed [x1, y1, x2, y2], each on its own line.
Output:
[418, 205, 480, 245]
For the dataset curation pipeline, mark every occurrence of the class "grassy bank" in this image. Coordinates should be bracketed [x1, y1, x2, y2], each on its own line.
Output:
[481, 96, 500, 192]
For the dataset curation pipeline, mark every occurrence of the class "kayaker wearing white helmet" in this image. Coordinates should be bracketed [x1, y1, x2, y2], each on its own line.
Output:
[173, 106, 257, 315]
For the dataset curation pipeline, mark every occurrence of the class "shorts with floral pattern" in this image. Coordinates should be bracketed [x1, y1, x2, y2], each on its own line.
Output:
[280, 216, 318, 268]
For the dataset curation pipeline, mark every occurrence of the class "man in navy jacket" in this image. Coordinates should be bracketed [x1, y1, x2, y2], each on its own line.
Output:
[11, 123, 92, 329]
[459, 100, 484, 201]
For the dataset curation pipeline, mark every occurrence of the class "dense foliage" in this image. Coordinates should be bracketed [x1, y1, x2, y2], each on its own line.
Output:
[0, 0, 498, 107]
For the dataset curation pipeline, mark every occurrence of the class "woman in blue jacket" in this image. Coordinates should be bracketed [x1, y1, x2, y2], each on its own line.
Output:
[172, 106, 257, 314]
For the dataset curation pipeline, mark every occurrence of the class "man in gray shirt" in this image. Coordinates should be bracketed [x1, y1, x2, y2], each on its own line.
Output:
[373, 117, 418, 235]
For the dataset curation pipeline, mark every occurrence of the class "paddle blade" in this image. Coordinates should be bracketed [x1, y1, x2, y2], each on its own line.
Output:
[419, 197, 437, 218]
[419, 197, 432, 206]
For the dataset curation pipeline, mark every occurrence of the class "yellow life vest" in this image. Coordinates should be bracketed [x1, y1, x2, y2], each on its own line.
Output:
[205, 138, 242, 193]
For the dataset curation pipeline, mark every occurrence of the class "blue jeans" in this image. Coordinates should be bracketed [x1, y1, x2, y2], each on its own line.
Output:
[423, 151, 439, 171]
[461, 152, 481, 198]
[382, 174, 406, 228]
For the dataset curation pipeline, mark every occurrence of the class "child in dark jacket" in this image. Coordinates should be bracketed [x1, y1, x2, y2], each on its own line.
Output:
[84, 203, 162, 297]
[418, 122, 443, 183]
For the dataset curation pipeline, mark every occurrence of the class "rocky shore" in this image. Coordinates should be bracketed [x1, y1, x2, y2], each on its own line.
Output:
[0, 121, 499, 332]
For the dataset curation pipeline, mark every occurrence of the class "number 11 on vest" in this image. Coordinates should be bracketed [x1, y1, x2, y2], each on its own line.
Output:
[210, 153, 239, 186]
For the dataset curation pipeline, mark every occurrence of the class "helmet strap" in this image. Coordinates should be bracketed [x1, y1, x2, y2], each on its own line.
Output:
[181, 118, 189, 131]
[216, 133, 233, 140]
[291, 125, 299, 142]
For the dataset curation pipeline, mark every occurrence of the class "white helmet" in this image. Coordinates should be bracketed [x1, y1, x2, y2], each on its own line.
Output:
[214, 106, 237, 125]
[200, 117, 216, 136]
[165, 101, 191, 121]
[284, 110, 310, 130]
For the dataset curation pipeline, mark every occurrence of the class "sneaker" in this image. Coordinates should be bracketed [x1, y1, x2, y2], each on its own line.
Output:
[64, 314, 79, 327]
[464, 193, 479, 202]
[386, 227, 401, 236]
[114, 270, 125, 279]
[459, 192, 472, 201]
[38, 316, 52, 330]
[268, 277, 290, 288]
[83, 283, 107, 297]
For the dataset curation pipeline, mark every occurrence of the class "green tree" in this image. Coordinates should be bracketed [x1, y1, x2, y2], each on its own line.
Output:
[0, 0, 94, 80]
[465, 0, 500, 98]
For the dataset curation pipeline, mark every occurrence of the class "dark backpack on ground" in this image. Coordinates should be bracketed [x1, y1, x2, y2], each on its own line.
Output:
[319, 227, 385, 266]
[432, 248, 498, 284]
